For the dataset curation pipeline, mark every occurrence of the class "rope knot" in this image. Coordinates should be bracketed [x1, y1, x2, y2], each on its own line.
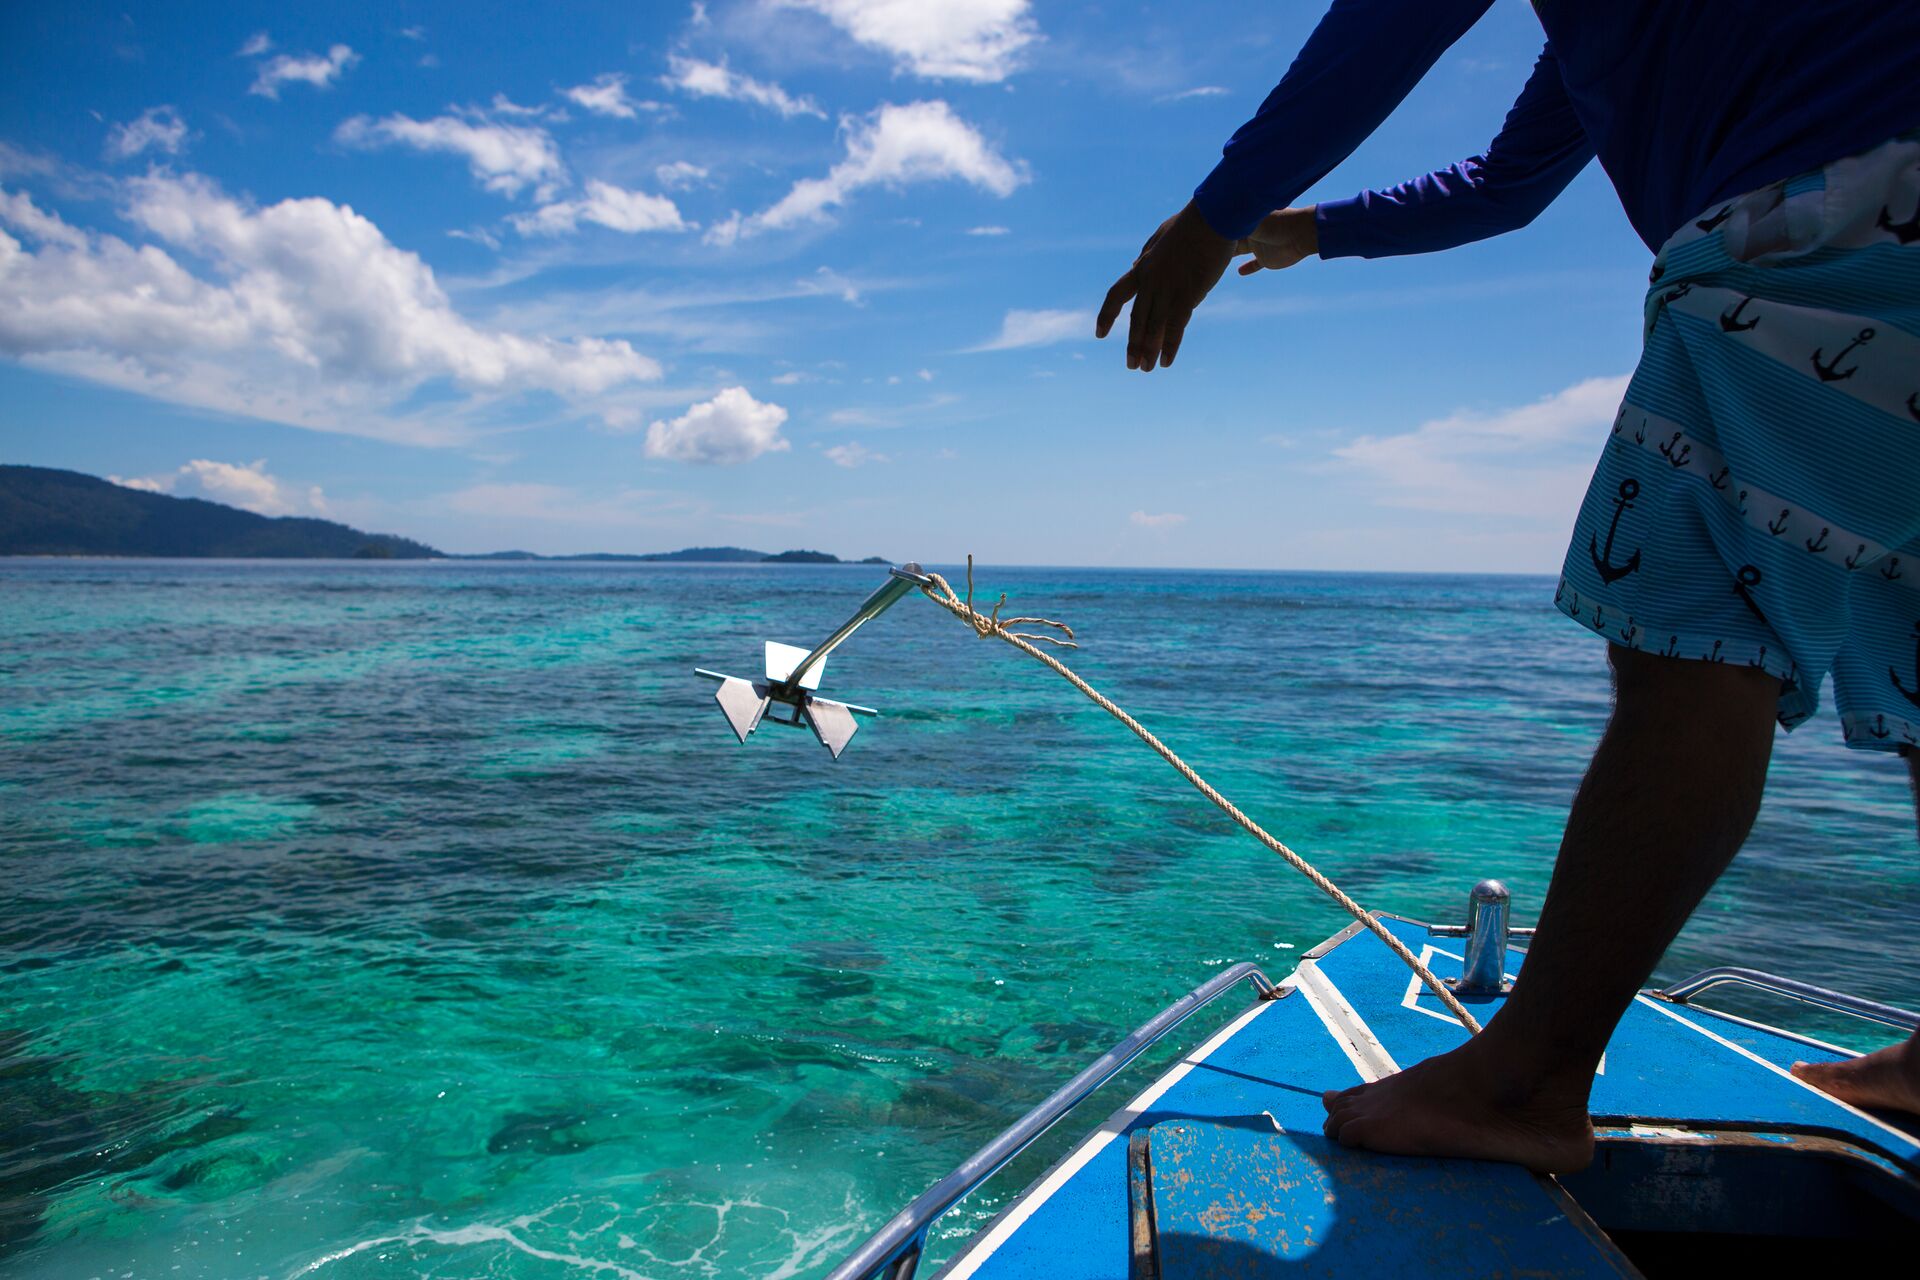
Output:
[925, 555, 1077, 648]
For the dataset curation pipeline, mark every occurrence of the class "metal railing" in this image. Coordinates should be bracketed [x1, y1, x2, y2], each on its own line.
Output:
[824, 962, 1279, 1280]
[1657, 966, 1920, 1032]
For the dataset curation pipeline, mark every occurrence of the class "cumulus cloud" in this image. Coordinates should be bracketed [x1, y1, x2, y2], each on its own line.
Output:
[825, 441, 885, 467]
[1130, 510, 1188, 529]
[510, 182, 689, 236]
[728, 100, 1023, 239]
[662, 56, 822, 118]
[237, 32, 273, 58]
[112, 458, 325, 516]
[644, 387, 790, 464]
[562, 73, 661, 120]
[335, 112, 565, 198]
[655, 160, 709, 190]
[777, 0, 1037, 82]
[105, 107, 188, 161]
[1333, 375, 1631, 518]
[249, 44, 359, 99]
[966, 307, 1085, 352]
[0, 177, 658, 443]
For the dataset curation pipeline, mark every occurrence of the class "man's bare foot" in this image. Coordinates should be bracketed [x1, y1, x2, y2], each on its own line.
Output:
[1790, 1031, 1920, 1115]
[1321, 1038, 1595, 1175]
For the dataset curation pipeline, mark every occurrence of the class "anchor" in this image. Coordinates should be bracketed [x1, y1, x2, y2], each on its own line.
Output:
[1705, 639, 1724, 663]
[1846, 544, 1867, 570]
[1768, 508, 1792, 536]
[1811, 327, 1875, 382]
[1718, 296, 1760, 333]
[1658, 431, 1691, 468]
[1593, 605, 1607, 633]
[1750, 644, 1767, 669]
[1589, 478, 1643, 584]
[1661, 635, 1680, 658]
[1633, 420, 1647, 445]
[1868, 714, 1892, 740]
[1736, 489, 1749, 516]
[1620, 617, 1638, 646]
[1806, 527, 1830, 554]
[1892, 622, 1920, 711]
[1733, 565, 1769, 626]
[1878, 199, 1920, 245]
[1708, 466, 1730, 491]
[1696, 204, 1734, 233]
[1884, 555, 1904, 582]
[695, 564, 935, 759]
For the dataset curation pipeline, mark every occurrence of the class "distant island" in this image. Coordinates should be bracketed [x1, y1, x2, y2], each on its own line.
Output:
[0, 466, 890, 564]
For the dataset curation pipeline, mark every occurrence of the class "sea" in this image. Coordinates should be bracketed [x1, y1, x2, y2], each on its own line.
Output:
[3, 559, 1915, 1279]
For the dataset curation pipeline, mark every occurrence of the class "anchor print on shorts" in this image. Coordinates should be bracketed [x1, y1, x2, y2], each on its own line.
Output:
[1892, 622, 1920, 712]
[1658, 431, 1691, 469]
[1718, 297, 1760, 333]
[1908, 392, 1919, 423]
[1589, 478, 1643, 585]
[1879, 197, 1920, 244]
[1811, 327, 1874, 382]
[1733, 565, 1769, 627]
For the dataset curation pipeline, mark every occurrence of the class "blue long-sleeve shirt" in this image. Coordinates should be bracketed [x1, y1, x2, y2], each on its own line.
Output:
[1192, 0, 1920, 257]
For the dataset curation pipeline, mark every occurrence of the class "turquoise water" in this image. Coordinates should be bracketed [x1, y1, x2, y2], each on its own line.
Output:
[2, 559, 1914, 1279]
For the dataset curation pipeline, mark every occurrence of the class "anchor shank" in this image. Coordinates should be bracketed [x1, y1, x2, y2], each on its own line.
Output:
[779, 564, 933, 694]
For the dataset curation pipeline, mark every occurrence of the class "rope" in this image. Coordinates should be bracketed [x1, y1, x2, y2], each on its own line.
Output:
[922, 559, 1483, 1036]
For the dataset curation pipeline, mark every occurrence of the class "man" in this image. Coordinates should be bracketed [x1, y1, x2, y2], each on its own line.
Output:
[1097, 0, 1920, 1173]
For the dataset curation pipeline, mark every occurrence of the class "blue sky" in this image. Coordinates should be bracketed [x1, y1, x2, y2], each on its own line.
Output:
[0, 1, 1656, 569]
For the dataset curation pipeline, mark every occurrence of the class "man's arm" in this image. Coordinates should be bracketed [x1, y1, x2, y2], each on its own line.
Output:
[1314, 47, 1593, 260]
[1097, 0, 1494, 372]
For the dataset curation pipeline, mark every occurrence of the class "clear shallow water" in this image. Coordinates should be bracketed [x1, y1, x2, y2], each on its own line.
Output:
[1, 559, 1914, 1279]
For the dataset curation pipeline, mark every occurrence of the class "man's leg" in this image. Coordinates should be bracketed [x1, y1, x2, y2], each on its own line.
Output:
[1322, 645, 1779, 1173]
[1787, 748, 1920, 1115]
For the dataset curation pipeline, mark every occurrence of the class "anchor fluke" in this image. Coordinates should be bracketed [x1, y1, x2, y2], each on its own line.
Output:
[694, 564, 933, 759]
[713, 675, 770, 743]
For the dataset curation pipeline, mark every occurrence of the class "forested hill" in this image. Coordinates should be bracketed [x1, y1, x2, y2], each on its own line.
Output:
[0, 466, 441, 559]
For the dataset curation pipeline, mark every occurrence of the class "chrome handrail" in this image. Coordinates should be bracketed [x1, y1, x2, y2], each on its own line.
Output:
[824, 962, 1279, 1280]
[1657, 966, 1920, 1032]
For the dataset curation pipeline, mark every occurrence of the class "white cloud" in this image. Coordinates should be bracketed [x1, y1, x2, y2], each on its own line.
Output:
[662, 55, 822, 119]
[249, 44, 359, 99]
[1159, 85, 1228, 102]
[739, 100, 1023, 237]
[966, 307, 1085, 352]
[644, 387, 790, 464]
[335, 113, 565, 198]
[654, 161, 709, 192]
[562, 73, 660, 120]
[1332, 375, 1630, 518]
[112, 458, 325, 516]
[237, 32, 273, 58]
[510, 181, 689, 236]
[770, 369, 816, 385]
[777, 0, 1038, 82]
[825, 441, 885, 467]
[1130, 510, 1187, 529]
[0, 177, 659, 444]
[106, 107, 188, 161]
[965, 224, 1009, 236]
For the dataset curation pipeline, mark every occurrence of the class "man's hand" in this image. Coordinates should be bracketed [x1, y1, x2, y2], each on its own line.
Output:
[1234, 206, 1319, 275]
[1095, 202, 1235, 372]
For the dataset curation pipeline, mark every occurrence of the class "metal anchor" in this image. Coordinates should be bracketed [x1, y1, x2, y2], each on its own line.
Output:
[695, 563, 935, 759]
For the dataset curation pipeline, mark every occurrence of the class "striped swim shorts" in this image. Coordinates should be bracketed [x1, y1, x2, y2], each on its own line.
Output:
[1556, 130, 1920, 751]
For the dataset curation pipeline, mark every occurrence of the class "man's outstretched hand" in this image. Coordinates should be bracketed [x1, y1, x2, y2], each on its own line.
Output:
[1095, 202, 1234, 372]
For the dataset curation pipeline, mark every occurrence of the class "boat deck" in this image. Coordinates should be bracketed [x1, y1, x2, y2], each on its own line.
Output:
[937, 915, 1920, 1278]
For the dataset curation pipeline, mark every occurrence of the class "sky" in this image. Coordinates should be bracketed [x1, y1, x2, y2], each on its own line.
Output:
[0, 1, 1659, 570]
